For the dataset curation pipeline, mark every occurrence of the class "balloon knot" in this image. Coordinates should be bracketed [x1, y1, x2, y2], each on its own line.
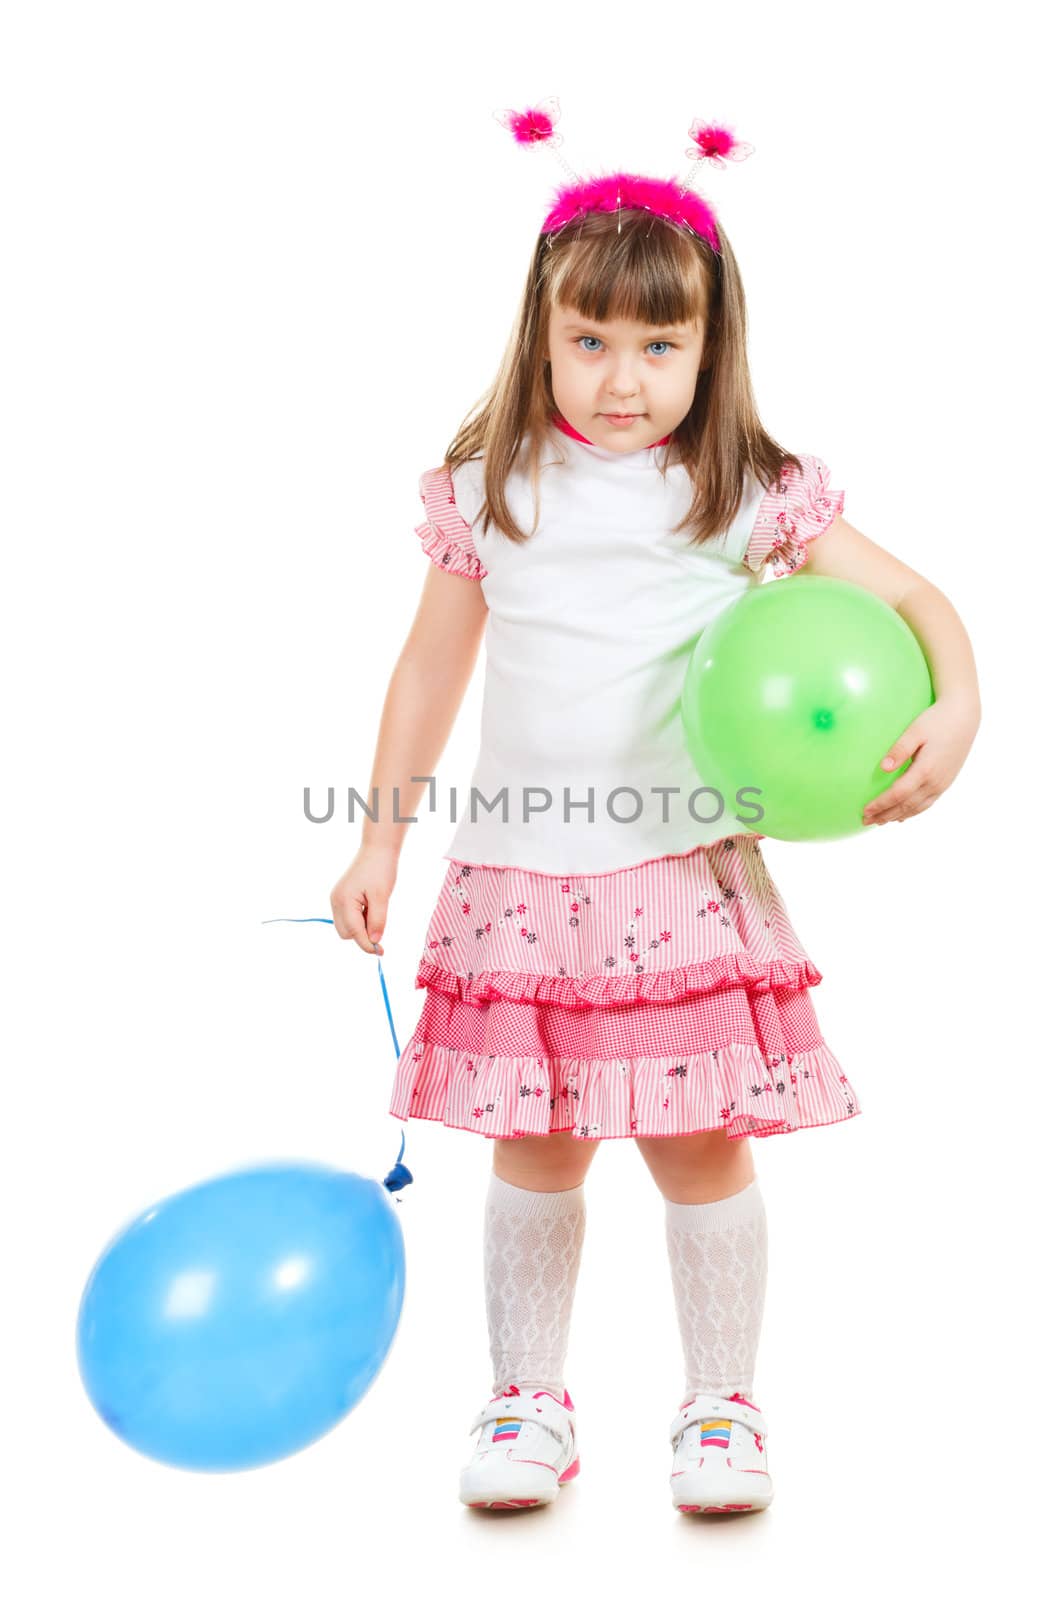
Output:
[383, 1162, 413, 1194]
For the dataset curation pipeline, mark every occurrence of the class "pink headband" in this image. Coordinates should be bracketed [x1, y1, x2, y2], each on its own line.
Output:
[493, 96, 753, 253]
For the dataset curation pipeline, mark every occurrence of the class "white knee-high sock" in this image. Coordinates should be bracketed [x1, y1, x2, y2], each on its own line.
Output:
[664, 1177, 768, 1403]
[483, 1171, 587, 1397]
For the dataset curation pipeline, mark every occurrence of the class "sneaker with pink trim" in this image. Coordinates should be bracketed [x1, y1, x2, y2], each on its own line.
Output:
[459, 1382, 580, 1510]
[668, 1390, 773, 1514]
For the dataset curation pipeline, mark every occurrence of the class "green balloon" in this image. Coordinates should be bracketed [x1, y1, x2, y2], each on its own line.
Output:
[681, 575, 935, 842]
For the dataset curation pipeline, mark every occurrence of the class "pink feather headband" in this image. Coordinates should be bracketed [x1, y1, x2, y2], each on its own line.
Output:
[492, 95, 753, 252]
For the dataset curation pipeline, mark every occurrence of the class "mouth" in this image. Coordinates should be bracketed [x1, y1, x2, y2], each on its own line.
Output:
[601, 412, 643, 421]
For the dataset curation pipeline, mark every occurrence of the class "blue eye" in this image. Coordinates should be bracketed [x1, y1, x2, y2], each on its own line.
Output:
[576, 336, 673, 355]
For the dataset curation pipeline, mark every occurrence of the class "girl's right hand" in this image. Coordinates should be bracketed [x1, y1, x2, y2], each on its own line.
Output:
[330, 846, 399, 956]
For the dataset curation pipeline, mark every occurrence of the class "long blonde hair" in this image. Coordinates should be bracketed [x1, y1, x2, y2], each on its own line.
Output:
[443, 208, 804, 549]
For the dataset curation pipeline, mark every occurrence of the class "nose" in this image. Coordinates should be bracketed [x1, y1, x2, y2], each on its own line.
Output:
[603, 349, 641, 402]
[606, 367, 639, 402]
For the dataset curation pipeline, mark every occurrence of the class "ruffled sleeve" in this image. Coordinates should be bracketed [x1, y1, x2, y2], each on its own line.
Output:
[742, 454, 845, 579]
[414, 464, 487, 581]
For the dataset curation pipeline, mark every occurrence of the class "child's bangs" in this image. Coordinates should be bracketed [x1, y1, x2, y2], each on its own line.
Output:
[547, 216, 709, 330]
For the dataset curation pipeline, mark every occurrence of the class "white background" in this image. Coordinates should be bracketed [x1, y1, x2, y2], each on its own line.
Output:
[3, 0, 1055, 1593]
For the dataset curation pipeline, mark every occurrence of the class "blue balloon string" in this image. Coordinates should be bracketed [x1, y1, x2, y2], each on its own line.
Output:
[261, 917, 413, 1199]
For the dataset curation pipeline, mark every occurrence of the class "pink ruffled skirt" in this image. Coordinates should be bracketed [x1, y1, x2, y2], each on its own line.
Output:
[388, 837, 862, 1142]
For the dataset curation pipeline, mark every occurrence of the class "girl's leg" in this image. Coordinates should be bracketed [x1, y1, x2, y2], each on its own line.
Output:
[635, 1126, 754, 1203]
[636, 1129, 767, 1402]
[482, 1130, 600, 1397]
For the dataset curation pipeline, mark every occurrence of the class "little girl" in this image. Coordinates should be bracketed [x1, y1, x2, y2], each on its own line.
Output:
[330, 108, 981, 1515]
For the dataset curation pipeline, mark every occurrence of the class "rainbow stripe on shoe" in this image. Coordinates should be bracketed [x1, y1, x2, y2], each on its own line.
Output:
[700, 1418, 733, 1449]
[491, 1417, 524, 1442]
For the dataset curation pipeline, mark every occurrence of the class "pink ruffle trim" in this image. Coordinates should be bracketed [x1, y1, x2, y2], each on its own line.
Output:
[744, 453, 844, 578]
[415, 950, 823, 1009]
[389, 1038, 860, 1143]
[415, 464, 488, 581]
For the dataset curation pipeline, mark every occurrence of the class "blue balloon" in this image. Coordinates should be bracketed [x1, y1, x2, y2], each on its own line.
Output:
[76, 1161, 405, 1472]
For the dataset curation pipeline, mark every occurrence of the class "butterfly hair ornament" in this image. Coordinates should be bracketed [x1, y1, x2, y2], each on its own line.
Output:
[492, 95, 753, 253]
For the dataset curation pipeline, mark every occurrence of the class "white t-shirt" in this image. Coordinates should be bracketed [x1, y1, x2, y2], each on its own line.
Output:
[413, 421, 844, 876]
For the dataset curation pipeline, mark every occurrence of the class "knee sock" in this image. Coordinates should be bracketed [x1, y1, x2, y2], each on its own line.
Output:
[483, 1170, 587, 1398]
[664, 1177, 768, 1404]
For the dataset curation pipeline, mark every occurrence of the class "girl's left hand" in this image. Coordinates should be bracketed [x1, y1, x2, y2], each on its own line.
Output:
[862, 697, 980, 826]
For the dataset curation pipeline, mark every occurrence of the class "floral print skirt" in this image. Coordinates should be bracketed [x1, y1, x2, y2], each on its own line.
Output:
[388, 837, 862, 1142]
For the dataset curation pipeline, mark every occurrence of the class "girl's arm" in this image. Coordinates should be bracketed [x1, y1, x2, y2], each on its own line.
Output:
[330, 564, 488, 952]
[800, 515, 981, 827]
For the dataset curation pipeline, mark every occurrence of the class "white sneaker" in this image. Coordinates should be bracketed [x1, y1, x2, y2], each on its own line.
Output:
[459, 1382, 580, 1509]
[668, 1390, 773, 1514]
